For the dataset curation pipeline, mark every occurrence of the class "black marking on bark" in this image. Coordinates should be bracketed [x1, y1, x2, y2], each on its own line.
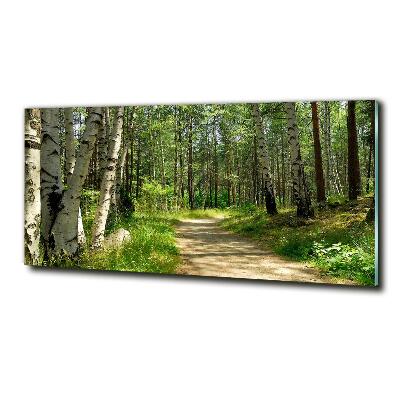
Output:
[25, 139, 41, 149]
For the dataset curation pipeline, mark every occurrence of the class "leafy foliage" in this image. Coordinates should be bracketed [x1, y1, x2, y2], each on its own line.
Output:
[221, 197, 375, 285]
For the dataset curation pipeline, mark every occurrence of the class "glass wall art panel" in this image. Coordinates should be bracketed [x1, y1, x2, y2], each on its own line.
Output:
[24, 101, 379, 286]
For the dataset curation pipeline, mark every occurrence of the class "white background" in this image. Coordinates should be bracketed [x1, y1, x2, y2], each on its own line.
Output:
[1, 1, 398, 399]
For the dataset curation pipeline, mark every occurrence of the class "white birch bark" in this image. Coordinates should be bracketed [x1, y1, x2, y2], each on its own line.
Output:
[51, 107, 103, 256]
[97, 107, 108, 184]
[285, 102, 314, 218]
[40, 108, 63, 251]
[64, 107, 86, 245]
[91, 106, 124, 248]
[251, 103, 277, 215]
[24, 108, 41, 265]
[64, 108, 76, 186]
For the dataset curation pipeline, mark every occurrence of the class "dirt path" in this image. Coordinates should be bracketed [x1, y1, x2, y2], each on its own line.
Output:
[175, 218, 351, 284]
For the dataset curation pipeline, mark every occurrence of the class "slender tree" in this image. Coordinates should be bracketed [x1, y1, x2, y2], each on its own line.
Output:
[24, 108, 41, 265]
[91, 107, 124, 248]
[285, 102, 314, 218]
[311, 102, 326, 205]
[64, 107, 86, 245]
[347, 100, 362, 200]
[251, 103, 278, 215]
[366, 100, 376, 222]
[366, 100, 375, 193]
[187, 115, 194, 209]
[97, 107, 109, 185]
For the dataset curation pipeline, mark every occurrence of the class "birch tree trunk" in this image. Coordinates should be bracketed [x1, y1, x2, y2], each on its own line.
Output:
[251, 103, 277, 215]
[64, 108, 75, 186]
[97, 107, 108, 185]
[91, 106, 124, 248]
[285, 102, 314, 218]
[51, 107, 102, 256]
[25, 108, 41, 265]
[64, 107, 86, 246]
[40, 108, 63, 253]
[311, 102, 326, 205]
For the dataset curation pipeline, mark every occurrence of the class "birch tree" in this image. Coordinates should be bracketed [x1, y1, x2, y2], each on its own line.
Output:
[51, 107, 103, 256]
[24, 108, 41, 265]
[40, 108, 63, 253]
[251, 103, 277, 215]
[64, 107, 86, 245]
[97, 107, 108, 184]
[64, 108, 76, 185]
[91, 106, 124, 248]
[285, 102, 314, 218]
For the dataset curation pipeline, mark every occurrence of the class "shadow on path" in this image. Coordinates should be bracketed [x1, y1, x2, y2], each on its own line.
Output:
[175, 218, 352, 284]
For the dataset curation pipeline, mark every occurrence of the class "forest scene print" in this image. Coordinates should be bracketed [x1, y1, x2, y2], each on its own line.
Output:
[24, 101, 377, 286]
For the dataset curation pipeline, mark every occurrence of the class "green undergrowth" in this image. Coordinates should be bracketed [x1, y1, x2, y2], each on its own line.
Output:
[221, 198, 375, 286]
[78, 212, 179, 274]
[78, 195, 226, 274]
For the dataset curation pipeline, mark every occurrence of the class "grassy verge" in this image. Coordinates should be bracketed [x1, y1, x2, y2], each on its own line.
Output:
[220, 198, 375, 286]
[78, 212, 179, 274]
[77, 196, 226, 274]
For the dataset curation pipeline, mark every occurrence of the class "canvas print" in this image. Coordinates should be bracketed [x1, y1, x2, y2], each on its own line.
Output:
[24, 101, 378, 286]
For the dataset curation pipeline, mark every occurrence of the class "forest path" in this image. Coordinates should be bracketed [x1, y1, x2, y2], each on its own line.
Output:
[175, 218, 349, 284]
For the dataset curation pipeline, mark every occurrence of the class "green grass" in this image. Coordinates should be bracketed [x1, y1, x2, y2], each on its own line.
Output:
[79, 212, 180, 274]
[174, 208, 227, 219]
[78, 196, 226, 275]
[64, 191, 375, 285]
[221, 198, 375, 286]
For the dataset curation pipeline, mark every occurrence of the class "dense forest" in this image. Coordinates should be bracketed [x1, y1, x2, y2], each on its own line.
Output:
[24, 101, 376, 285]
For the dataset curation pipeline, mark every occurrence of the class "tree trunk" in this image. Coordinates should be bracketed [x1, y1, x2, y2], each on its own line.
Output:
[97, 107, 109, 185]
[251, 103, 277, 215]
[51, 107, 102, 256]
[135, 131, 141, 201]
[91, 107, 124, 248]
[64, 107, 86, 245]
[213, 118, 218, 208]
[366, 100, 375, 193]
[311, 102, 326, 205]
[25, 108, 41, 265]
[173, 107, 178, 206]
[115, 144, 129, 208]
[188, 117, 194, 209]
[64, 108, 75, 186]
[285, 102, 314, 218]
[40, 108, 63, 254]
[347, 100, 362, 200]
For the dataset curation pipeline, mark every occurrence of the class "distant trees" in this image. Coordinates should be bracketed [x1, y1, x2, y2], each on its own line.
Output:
[251, 103, 277, 215]
[347, 100, 362, 200]
[311, 102, 326, 205]
[285, 102, 314, 218]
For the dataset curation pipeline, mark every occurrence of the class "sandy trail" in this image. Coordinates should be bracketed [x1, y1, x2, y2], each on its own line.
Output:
[175, 218, 351, 284]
